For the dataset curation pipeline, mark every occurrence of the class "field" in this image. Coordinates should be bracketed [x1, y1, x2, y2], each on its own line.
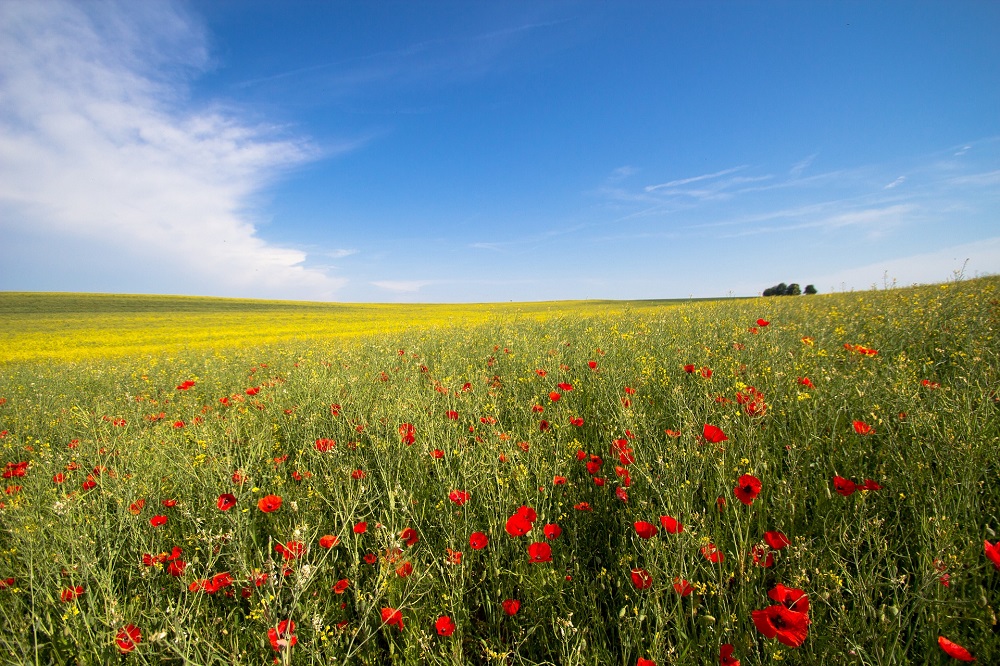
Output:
[0, 279, 998, 665]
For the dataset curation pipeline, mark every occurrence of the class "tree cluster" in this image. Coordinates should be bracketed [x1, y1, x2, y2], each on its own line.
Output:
[762, 283, 817, 296]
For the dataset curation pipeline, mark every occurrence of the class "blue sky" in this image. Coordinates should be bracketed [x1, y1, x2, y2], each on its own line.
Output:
[1, 1, 998, 302]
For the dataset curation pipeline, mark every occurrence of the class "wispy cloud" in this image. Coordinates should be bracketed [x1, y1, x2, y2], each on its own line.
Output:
[325, 249, 359, 259]
[884, 176, 906, 189]
[371, 280, 435, 293]
[645, 165, 747, 192]
[789, 153, 818, 178]
[608, 165, 638, 182]
[813, 236, 1000, 291]
[0, 1, 347, 299]
[235, 18, 572, 99]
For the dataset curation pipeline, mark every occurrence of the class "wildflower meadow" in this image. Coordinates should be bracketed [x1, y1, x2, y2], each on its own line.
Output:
[0, 278, 998, 665]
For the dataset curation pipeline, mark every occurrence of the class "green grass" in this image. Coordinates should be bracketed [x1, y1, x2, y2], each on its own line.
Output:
[0, 278, 998, 664]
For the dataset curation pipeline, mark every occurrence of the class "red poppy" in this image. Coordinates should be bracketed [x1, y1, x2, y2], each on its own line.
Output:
[539, 420, 551, 432]
[751, 545, 775, 568]
[539, 524, 561, 540]
[448, 490, 470, 506]
[350, 469, 366, 480]
[212, 492, 236, 511]
[435, 615, 456, 636]
[720, 643, 740, 666]
[149, 515, 167, 527]
[860, 478, 882, 491]
[833, 476, 856, 497]
[315, 438, 335, 452]
[245, 387, 259, 396]
[764, 531, 790, 550]
[505, 514, 532, 537]
[558, 382, 573, 391]
[446, 410, 459, 420]
[700, 367, 713, 379]
[431, 449, 444, 458]
[161, 498, 177, 508]
[319, 534, 340, 549]
[536, 369, 547, 377]
[756, 319, 770, 327]
[852, 420, 874, 435]
[3, 461, 28, 478]
[985, 540, 1000, 570]
[634, 521, 658, 539]
[673, 577, 693, 596]
[268, 620, 297, 650]
[52, 473, 66, 484]
[660, 515, 683, 534]
[396, 561, 413, 577]
[752, 605, 809, 647]
[569, 416, 584, 427]
[469, 532, 488, 550]
[701, 543, 724, 563]
[364, 552, 377, 564]
[400, 527, 419, 546]
[353, 521, 367, 534]
[60, 586, 84, 602]
[574, 501, 592, 511]
[922, 379, 941, 389]
[703, 424, 728, 444]
[381, 607, 404, 630]
[275, 541, 305, 560]
[167, 560, 186, 577]
[549, 391, 561, 402]
[528, 542, 552, 563]
[637, 659, 656, 666]
[768, 584, 809, 614]
[733, 475, 762, 505]
[502, 599, 520, 616]
[257, 494, 282, 513]
[333, 578, 349, 594]
[683, 364, 695, 373]
[553, 475, 567, 485]
[399, 423, 415, 445]
[938, 636, 975, 661]
[631, 568, 653, 590]
[797, 377, 814, 389]
[116, 625, 141, 653]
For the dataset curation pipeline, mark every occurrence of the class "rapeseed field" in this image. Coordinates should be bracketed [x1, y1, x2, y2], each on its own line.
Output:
[0, 279, 997, 664]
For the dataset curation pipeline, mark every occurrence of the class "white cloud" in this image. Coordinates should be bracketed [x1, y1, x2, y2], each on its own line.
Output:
[644, 165, 747, 192]
[325, 249, 359, 259]
[883, 176, 906, 189]
[0, 1, 347, 299]
[789, 153, 817, 178]
[608, 165, 638, 182]
[813, 236, 1000, 291]
[371, 280, 435, 293]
